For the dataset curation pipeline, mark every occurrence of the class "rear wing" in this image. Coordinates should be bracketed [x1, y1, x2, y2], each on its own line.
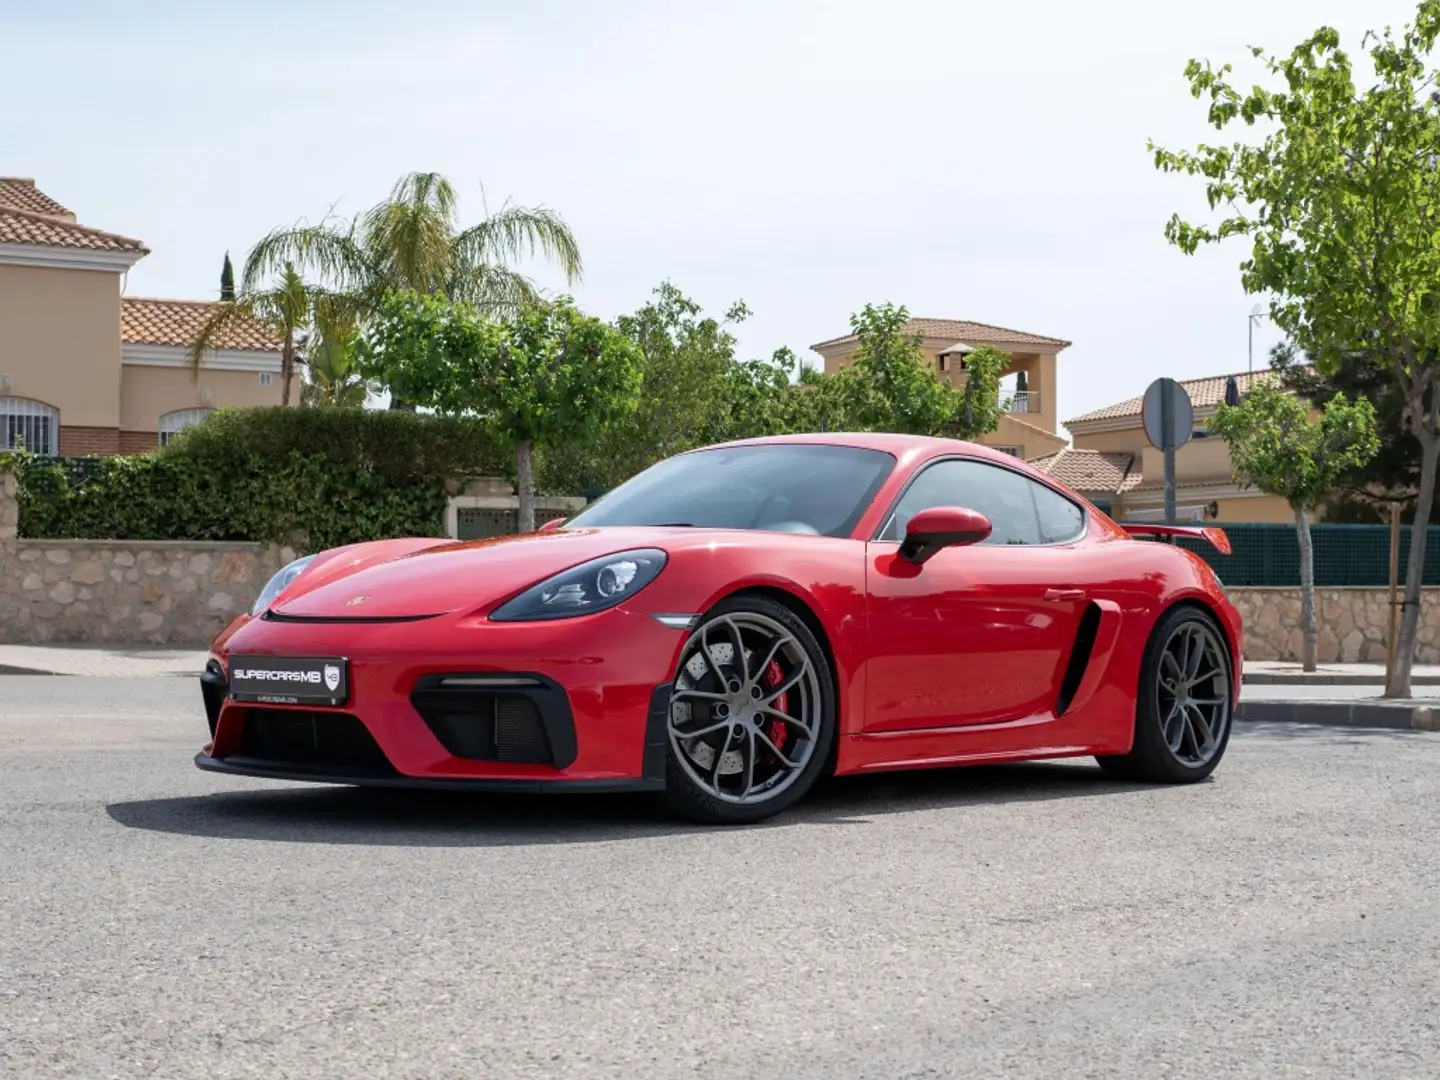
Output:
[1119, 523, 1232, 555]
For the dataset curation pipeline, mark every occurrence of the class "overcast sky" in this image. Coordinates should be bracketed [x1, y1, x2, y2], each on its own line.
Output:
[3, 0, 1420, 432]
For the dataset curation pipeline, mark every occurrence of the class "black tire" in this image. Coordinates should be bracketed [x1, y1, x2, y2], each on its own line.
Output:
[1096, 604, 1234, 783]
[663, 595, 836, 825]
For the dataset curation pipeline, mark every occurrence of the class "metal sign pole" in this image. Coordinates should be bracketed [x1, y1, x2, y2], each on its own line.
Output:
[1161, 380, 1177, 525]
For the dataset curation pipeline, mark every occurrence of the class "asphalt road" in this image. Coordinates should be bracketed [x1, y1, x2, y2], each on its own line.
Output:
[2, 676, 1438, 1079]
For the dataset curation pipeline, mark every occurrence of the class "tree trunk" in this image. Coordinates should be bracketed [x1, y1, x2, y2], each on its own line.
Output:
[1387, 431, 1440, 697]
[280, 332, 293, 407]
[515, 439, 536, 534]
[1294, 504, 1317, 672]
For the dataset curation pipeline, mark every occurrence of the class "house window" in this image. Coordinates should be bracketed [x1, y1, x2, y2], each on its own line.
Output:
[159, 408, 214, 446]
[0, 396, 59, 456]
[993, 445, 1023, 458]
[259, 372, 274, 386]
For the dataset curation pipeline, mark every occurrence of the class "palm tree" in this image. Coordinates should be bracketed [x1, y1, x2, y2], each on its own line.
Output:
[186, 263, 320, 406]
[300, 313, 370, 408]
[234, 172, 583, 407]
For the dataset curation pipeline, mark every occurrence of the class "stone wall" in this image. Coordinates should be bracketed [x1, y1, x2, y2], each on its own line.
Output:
[1228, 586, 1440, 664]
[0, 539, 294, 645]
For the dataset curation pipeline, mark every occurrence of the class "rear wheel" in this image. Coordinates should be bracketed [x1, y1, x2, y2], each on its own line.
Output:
[663, 596, 835, 824]
[1097, 605, 1234, 783]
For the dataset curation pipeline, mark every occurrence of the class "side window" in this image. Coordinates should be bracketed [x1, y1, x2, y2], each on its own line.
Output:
[1033, 482, 1085, 543]
[880, 459, 1085, 546]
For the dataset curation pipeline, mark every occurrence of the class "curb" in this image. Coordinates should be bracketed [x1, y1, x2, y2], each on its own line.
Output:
[1239, 700, 1440, 731]
[1243, 672, 1440, 686]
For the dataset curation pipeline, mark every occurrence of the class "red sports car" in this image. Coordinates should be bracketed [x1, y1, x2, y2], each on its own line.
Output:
[197, 433, 1242, 824]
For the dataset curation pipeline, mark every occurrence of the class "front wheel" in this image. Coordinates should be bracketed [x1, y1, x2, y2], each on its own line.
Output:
[663, 596, 836, 824]
[1097, 605, 1234, 783]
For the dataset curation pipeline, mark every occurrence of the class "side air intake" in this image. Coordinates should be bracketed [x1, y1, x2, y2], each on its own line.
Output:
[1056, 602, 1103, 716]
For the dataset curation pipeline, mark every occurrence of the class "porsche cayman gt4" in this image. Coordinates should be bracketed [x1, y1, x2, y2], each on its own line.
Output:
[196, 433, 1242, 824]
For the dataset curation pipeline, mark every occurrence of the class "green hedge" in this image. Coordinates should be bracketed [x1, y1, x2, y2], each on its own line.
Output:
[4, 407, 510, 550]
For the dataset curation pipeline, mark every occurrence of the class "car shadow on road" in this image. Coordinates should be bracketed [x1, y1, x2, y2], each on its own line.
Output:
[106, 760, 1166, 848]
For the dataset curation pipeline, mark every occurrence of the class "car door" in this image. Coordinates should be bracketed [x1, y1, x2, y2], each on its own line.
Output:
[863, 457, 1090, 731]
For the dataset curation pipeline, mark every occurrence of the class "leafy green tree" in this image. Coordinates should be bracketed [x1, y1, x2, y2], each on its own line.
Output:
[1210, 379, 1379, 670]
[612, 283, 753, 471]
[1151, 0, 1440, 694]
[220, 252, 235, 301]
[359, 291, 643, 531]
[1272, 342, 1420, 521]
[834, 303, 1008, 439]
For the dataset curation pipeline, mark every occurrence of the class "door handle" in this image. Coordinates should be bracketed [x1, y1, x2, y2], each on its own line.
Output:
[1044, 588, 1085, 602]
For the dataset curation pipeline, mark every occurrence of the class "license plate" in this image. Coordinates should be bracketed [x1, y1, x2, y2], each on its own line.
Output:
[227, 656, 350, 706]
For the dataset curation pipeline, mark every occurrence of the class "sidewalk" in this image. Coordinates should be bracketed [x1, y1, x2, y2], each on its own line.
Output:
[0, 644, 209, 677]
[1241, 660, 1440, 685]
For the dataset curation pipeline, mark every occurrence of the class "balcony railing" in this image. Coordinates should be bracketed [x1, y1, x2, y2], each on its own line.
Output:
[1006, 390, 1040, 415]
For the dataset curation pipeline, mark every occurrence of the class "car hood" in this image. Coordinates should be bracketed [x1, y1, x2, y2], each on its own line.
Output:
[270, 528, 699, 620]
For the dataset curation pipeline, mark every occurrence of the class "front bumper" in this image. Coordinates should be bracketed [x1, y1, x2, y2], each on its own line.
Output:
[197, 608, 680, 789]
[193, 751, 663, 792]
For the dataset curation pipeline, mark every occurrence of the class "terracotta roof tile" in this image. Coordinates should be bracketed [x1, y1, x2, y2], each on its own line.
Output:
[121, 297, 281, 352]
[1029, 446, 1141, 494]
[0, 207, 147, 254]
[1004, 413, 1067, 443]
[812, 317, 1071, 353]
[0, 177, 74, 220]
[1064, 368, 1304, 426]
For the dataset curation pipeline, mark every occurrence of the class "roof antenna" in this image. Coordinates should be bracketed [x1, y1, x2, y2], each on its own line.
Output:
[1248, 303, 1266, 373]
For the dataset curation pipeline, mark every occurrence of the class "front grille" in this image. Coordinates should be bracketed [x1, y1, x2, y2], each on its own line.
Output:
[409, 675, 576, 767]
[235, 709, 397, 777]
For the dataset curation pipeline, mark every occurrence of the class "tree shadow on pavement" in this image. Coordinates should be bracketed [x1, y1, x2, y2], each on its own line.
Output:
[105, 760, 1162, 849]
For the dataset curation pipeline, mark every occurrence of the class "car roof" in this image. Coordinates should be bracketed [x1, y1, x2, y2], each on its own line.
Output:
[703, 431, 1036, 470]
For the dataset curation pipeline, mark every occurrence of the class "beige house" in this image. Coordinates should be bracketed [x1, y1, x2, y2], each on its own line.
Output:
[0, 177, 289, 457]
[810, 317, 1071, 461]
[1036, 369, 1293, 524]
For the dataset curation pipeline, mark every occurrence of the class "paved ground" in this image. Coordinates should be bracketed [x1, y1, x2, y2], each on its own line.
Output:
[2, 677, 1438, 1079]
[0, 643, 208, 678]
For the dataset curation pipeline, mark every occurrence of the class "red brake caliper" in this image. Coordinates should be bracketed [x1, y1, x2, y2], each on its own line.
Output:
[763, 659, 788, 752]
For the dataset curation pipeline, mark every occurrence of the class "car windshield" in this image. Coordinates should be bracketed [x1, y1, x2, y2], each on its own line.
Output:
[564, 444, 896, 538]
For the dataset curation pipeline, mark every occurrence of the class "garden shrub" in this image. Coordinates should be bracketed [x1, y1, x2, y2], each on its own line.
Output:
[3, 407, 510, 550]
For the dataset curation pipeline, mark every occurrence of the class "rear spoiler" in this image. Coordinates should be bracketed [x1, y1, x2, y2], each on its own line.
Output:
[1119, 523, 1232, 555]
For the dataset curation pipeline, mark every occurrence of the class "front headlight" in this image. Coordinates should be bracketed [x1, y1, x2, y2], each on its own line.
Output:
[250, 554, 316, 616]
[489, 549, 667, 622]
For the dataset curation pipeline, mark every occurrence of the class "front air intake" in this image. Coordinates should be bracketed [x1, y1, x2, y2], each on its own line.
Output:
[409, 675, 577, 768]
[235, 709, 398, 777]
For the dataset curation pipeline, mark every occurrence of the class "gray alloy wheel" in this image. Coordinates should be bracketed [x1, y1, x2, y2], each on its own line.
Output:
[663, 598, 834, 824]
[1096, 605, 1234, 784]
[1155, 619, 1232, 768]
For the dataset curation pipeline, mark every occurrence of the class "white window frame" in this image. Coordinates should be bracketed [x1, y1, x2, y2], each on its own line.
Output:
[159, 408, 215, 446]
[0, 396, 60, 456]
[259, 372, 274, 386]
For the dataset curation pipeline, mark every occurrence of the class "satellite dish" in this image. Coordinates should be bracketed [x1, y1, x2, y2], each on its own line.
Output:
[1142, 378, 1194, 451]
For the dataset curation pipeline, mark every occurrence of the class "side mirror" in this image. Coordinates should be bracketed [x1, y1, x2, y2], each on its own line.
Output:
[899, 506, 991, 565]
[538, 517, 565, 532]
